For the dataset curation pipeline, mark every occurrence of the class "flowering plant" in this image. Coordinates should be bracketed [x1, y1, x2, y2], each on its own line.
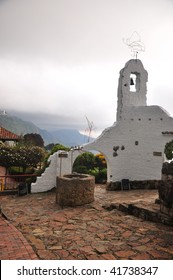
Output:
[0, 144, 45, 172]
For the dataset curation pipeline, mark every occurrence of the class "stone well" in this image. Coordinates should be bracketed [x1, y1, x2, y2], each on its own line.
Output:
[56, 173, 95, 207]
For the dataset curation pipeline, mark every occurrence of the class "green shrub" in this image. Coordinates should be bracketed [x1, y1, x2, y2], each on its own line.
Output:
[98, 168, 107, 183]
[89, 168, 107, 183]
[73, 152, 95, 172]
[73, 165, 88, 174]
[51, 143, 70, 154]
[72, 152, 107, 183]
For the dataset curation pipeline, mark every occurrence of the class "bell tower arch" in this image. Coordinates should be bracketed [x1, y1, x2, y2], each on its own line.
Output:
[116, 59, 148, 120]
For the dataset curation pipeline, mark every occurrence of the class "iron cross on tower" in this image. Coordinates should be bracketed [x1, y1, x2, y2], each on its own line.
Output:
[123, 31, 145, 59]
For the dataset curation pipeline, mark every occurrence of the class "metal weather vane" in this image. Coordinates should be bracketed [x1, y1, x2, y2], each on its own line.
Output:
[123, 31, 145, 59]
[85, 116, 95, 143]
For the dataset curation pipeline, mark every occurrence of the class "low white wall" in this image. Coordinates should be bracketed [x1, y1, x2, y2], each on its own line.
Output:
[31, 149, 83, 193]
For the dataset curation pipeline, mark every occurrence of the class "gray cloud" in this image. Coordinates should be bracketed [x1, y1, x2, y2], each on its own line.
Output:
[1, 0, 173, 135]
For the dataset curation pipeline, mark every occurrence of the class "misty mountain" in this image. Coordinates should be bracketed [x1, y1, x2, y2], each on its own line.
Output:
[51, 129, 90, 147]
[0, 112, 93, 146]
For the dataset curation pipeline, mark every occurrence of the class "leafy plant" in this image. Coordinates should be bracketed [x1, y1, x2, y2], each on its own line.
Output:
[0, 144, 45, 173]
[21, 133, 44, 147]
[73, 152, 95, 173]
[72, 152, 107, 183]
[50, 143, 70, 154]
[165, 140, 173, 160]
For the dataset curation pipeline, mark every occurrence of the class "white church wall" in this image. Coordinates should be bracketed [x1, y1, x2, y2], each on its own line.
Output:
[31, 153, 58, 193]
[31, 149, 83, 193]
[85, 96, 173, 182]
[32, 58, 173, 192]
[85, 60, 173, 182]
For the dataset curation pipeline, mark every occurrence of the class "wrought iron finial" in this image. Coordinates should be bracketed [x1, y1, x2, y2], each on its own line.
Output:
[123, 31, 145, 59]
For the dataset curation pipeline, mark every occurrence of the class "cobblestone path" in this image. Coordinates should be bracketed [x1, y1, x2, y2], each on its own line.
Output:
[1, 185, 173, 260]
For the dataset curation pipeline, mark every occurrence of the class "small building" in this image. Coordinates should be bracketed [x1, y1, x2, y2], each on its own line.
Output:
[85, 59, 173, 183]
[0, 127, 20, 146]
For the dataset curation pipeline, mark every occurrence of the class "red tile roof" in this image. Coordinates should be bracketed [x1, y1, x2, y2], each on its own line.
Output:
[0, 127, 20, 141]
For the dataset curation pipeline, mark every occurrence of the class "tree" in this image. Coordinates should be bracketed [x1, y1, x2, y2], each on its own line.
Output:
[22, 133, 44, 147]
[73, 152, 95, 173]
[164, 140, 173, 160]
[72, 152, 107, 183]
[50, 143, 70, 154]
[0, 144, 45, 173]
[0, 145, 15, 173]
[45, 143, 55, 151]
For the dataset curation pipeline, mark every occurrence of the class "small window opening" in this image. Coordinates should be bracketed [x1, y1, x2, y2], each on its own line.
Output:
[130, 73, 140, 92]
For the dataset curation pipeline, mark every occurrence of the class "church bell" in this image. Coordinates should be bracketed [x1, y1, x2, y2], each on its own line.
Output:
[130, 78, 134, 85]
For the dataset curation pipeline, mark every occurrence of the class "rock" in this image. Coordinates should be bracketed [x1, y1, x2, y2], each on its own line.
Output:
[94, 245, 107, 254]
[159, 181, 173, 208]
[158, 181, 173, 217]
[49, 245, 62, 250]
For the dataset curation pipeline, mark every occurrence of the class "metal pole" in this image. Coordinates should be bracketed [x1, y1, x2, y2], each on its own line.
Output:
[60, 157, 62, 177]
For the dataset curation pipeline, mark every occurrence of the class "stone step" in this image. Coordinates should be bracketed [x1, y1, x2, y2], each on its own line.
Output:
[103, 202, 173, 226]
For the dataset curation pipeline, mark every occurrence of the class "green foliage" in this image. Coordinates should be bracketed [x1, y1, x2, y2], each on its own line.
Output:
[50, 143, 70, 154]
[165, 140, 173, 160]
[73, 152, 95, 173]
[0, 144, 45, 171]
[89, 167, 99, 182]
[98, 168, 107, 183]
[95, 153, 107, 169]
[0, 145, 15, 168]
[22, 133, 44, 147]
[45, 143, 55, 151]
[74, 165, 89, 174]
[88, 168, 107, 183]
[73, 152, 107, 183]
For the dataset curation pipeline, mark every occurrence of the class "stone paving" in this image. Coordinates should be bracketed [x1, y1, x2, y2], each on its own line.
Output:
[0, 216, 38, 260]
[1, 185, 173, 260]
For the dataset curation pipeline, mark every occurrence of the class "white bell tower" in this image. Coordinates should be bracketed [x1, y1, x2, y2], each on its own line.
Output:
[116, 59, 148, 120]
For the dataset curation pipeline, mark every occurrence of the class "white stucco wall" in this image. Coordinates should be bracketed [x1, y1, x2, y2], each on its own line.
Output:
[85, 105, 173, 182]
[31, 149, 83, 193]
[85, 59, 173, 182]
[117, 59, 148, 121]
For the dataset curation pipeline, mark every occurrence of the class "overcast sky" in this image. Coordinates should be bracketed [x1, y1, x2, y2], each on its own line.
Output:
[0, 0, 173, 136]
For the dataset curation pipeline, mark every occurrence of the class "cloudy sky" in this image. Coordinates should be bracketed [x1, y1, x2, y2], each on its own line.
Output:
[0, 0, 173, 136]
